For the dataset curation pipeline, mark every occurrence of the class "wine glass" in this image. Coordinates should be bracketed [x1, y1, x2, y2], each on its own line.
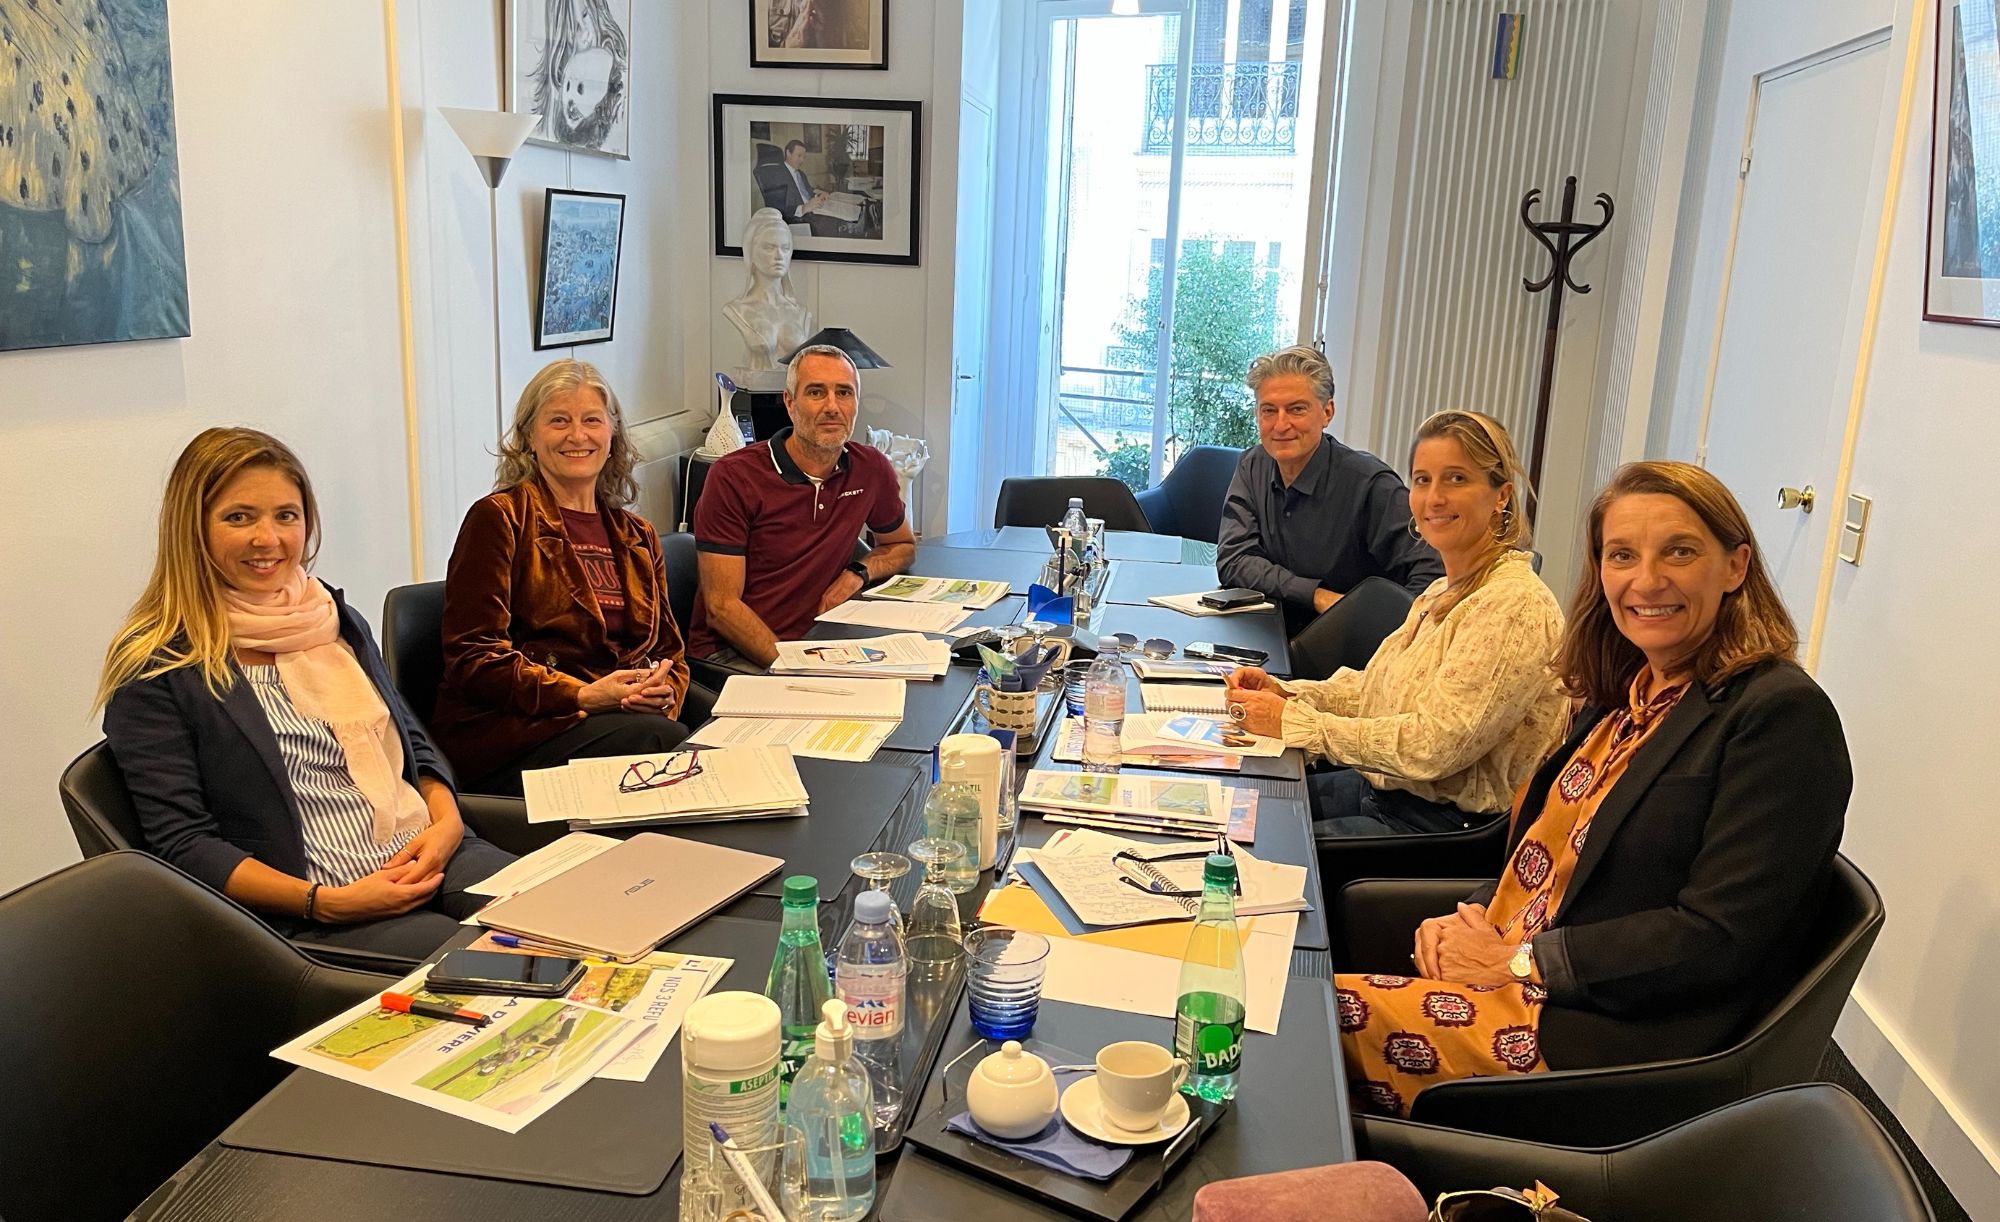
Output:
[850, 850, 911, 938]
[905, 838, 966, 970]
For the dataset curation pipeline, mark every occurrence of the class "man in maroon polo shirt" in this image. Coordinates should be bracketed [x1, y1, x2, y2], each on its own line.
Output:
[689, 345, 917, 667]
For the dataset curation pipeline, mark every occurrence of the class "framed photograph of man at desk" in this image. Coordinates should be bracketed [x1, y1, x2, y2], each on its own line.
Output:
[751, 0, 889, 70]
[1924, 0, 2000, 325]
[712, 94, 921, 266]
[534, 188, 626, 349]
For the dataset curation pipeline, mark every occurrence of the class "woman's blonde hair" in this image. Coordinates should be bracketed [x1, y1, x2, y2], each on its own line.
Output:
[96, 428, 321, 710]
[1408, 410, 1532, 613]
[494, 359, 639, 509]
[1557, 460, 1797, 708]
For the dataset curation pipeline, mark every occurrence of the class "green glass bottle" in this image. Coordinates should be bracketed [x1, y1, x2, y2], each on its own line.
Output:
[1174, 854, 1246, 1102]
[766, 875, 834, 1102]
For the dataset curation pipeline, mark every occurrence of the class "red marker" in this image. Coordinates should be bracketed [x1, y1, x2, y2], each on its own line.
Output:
[380, 992, 489, 1027]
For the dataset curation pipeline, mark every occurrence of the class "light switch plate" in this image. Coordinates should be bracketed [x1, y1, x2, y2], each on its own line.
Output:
[1839, 493, 1872, 565]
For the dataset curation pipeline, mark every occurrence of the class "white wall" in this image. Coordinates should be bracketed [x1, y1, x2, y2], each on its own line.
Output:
[687, 0, 966, 537]
[0, 3, 417, 892]
[1655, 0, 2000, 1208]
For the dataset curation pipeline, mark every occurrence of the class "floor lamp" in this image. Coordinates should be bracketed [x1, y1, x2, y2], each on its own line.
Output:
[439, 107, 539, 442]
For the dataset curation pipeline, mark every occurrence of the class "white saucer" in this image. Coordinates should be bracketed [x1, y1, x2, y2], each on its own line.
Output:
[1058, 1075, 1192, 1146]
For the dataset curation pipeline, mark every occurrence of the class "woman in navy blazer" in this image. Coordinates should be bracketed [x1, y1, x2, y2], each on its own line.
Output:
[99, 428, 513, 959]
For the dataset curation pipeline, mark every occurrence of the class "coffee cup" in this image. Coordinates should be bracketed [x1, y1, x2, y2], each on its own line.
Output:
[1092, 1040, 1189, 1132]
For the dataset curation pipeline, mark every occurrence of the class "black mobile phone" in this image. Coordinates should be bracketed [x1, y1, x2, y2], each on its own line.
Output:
[1186, 641, 1270, 666]
[426, 949, 587, 997]
[1198, 587, 1265, 611]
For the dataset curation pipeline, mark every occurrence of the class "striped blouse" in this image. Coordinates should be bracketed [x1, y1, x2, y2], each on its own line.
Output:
[244, 664, 422, 887]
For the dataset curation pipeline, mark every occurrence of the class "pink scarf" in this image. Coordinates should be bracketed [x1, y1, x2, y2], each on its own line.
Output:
[224, 573, 428, 844]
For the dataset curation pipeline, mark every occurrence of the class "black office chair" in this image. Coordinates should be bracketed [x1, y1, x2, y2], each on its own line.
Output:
[1286, 576, 1414, 682]
[1316, 815, 1512, 912]
[1333, 854, 1885, 1146]
[381, 579, 446, 726]
[663, 530, 730, 709]
[1355, 1084, 1933, 1221]
[1132, 445, 1241, 544]
[57, 741, 424, 975]
[0, 851, 390, 1222]
[993, 476, 1152, 532]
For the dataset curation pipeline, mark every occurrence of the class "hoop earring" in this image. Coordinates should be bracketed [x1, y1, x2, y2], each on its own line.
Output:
[1409, 517, 1423, 542]
[1493, 506, 1514, 540]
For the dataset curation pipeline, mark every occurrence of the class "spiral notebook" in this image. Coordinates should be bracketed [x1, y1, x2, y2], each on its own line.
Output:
[1139, 682, 1229, 716]
[1020, 829, 1308, 929]
[711, 674, 907, 721]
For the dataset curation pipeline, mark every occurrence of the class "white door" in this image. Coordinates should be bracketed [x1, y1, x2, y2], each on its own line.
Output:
[950, 96, 996, 533]
[1700, 36, 1891, 621]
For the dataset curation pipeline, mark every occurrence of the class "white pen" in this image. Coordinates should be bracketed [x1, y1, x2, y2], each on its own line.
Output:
[708, 1123, 787, 1221]
[786, 683, 855, 696]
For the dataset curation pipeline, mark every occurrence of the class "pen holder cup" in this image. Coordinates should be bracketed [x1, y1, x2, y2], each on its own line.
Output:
[974, 683, 1039, 738]
[679, 1125, 807, 1222]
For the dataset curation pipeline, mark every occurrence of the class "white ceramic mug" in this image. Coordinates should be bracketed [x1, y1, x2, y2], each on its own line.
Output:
[1093, 1040, 1189, 1132]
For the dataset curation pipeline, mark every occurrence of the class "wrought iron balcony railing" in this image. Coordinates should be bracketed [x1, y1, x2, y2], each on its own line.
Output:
[1143, 60, 1301, 155]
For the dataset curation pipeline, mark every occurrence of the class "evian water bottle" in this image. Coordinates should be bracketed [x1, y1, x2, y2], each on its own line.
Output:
[835, 889, 906, 1126]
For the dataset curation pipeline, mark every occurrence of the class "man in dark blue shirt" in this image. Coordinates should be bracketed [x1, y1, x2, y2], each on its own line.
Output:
[1217, 346, 1443, 636]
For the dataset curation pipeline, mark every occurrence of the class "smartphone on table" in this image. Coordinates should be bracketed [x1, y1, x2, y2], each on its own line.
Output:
[1185, 641, 1270, 666]
[426, 949, 587, 997]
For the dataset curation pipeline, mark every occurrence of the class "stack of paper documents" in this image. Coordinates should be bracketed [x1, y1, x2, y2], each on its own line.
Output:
[771, 632, 949, 680]
[272, 949, 732, 1132]
[1048, 716, 1241, 772]
[523, 744, 811, 828]
[977, 836, 1294, 1035]
[1016, 828, 1309, 927]
[1018, 768, 1228, 836]
[1122, 712, 1285, 760]
[864, 574, 1010, 608]
[816, 598, 971, 634]
[1145, 591, 1275, 617]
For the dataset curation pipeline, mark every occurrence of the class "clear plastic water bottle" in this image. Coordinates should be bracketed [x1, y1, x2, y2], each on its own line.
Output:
[788, 998, 876, 1221]
[924, 762, 981, 895]
[1058, 496, 1089, 545]
[1082, 652, 1126, 773]
[835, 890, 906, 1126]
[1175, 854, 1248, 1102]
[766, 875, 834, 1101]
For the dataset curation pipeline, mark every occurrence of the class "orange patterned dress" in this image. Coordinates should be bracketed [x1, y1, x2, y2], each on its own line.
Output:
[1335, 672, 1689, 1117]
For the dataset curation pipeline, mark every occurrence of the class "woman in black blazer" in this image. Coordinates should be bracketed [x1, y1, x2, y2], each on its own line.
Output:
[99, 428, 514, 960]
[1333, 461, 1850, 1118]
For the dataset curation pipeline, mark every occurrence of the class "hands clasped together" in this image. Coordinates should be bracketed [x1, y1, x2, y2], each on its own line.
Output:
[1412, 902, 1518, 987]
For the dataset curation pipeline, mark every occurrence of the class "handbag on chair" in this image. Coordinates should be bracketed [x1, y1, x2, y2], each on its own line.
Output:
[1431, 1183, 1591, 1221]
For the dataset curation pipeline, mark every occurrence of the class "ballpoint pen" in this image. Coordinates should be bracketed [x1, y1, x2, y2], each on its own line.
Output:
[708, 1123, 787, 1222]
[785, 683, 855, 696]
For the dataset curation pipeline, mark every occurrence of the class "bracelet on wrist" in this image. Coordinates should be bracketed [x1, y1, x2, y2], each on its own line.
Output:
[302, 881, 322, 922]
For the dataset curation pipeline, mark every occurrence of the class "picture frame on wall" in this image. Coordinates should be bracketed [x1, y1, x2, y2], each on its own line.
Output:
[750, 0, 889, 70]
[507, 0, 634, 159]
[1924, 0, 2000, 326]
[536, 189, 626, 349]
[712, 94, 921, 266]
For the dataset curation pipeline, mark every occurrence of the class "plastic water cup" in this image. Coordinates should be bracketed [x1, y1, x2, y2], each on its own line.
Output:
[964, 928, 1051, 1040]
[1061, 659, 1094, 716]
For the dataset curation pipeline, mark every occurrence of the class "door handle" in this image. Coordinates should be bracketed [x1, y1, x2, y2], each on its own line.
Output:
[1777, 485, 1815, 513]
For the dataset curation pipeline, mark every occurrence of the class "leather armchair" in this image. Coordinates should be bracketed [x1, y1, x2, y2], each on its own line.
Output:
[58, 741, 423, 976]
[0, 852, 391, 1222]
[1356, 1084, 1932, 1221]
[1333, 857, 1885, 1145]
[993, 476, 1152, 531]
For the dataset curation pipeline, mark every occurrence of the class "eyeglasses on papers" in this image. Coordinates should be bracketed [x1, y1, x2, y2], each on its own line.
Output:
[1112, 836, 1240, 899]
[618, 750, 704, 793]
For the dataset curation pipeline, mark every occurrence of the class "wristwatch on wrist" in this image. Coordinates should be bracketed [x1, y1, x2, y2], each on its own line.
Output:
[845, 560, 869, 584]
[1508, 938, 1535, 982]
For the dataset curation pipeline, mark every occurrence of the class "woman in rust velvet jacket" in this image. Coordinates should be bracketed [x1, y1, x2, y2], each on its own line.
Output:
[433, 361, 691, 793]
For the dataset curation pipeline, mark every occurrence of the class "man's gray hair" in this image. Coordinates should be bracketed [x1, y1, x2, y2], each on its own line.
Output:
[786, 344, 859, 399]
[1245, 344, 1336, 404]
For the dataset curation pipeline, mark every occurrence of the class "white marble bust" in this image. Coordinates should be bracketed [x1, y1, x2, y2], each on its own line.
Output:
[723, 207, 814, 393]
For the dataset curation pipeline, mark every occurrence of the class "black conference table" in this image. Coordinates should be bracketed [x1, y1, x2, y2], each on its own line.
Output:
[130, 531, 1351, 1221]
